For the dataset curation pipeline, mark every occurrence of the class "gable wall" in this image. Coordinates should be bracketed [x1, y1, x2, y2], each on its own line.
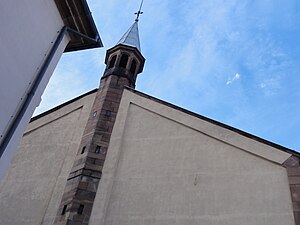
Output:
[0, 92, 96, 225]
[90, 90, 294, 225]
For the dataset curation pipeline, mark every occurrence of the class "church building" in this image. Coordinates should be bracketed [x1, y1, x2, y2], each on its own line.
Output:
[1, 15, 300, 225]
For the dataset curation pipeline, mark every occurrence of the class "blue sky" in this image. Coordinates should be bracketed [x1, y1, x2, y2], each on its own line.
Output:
[35, 0, 300, 151]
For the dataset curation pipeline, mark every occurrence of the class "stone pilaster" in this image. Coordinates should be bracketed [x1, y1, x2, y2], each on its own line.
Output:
[53, 33, 144, 224]
[53, 75, 132, 225]
[283, 155, 300, 225]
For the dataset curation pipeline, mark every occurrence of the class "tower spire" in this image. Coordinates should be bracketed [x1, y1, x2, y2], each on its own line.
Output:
[117, 22, 141, 51]
[117, 0, 144, 52]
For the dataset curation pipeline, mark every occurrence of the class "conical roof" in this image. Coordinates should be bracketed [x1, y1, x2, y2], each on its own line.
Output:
[117, 21, 141, 52]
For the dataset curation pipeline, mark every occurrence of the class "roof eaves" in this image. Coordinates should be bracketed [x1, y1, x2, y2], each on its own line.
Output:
[54, 0, 103, 52]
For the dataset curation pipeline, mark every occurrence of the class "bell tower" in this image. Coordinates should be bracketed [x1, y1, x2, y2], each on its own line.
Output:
[104, 21, 144, 88]
[54, 16, 145, 225]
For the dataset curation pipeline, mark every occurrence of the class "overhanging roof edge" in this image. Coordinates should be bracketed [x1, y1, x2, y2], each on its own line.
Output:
[54, 0, 103, 52]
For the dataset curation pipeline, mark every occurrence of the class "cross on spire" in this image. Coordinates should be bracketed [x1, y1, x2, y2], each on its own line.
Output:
[134, 0, 144, 22]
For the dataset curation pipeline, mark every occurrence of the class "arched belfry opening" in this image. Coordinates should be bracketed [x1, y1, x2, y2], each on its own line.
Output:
[130, 59, 137, 75]
[119, 54, 129, 68]
[108, 55, 117, 69]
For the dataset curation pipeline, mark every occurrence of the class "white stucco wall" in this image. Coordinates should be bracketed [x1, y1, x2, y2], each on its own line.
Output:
[0, 92, 96, 225]
[90, 90, 295, 225]
[0, 0, 70, 179]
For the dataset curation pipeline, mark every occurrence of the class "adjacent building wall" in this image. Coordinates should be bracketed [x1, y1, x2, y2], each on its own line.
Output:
[0, 92, 96, 225]
[0, 0, 70, 179]
[90, 89, 295, 225]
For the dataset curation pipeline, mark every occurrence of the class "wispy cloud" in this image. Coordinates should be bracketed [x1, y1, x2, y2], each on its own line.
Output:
[226, 73, 241, 85]
[259, 77, 281, 96]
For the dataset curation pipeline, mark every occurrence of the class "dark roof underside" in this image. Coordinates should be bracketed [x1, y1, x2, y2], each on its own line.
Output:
[54, 0, 103, 52]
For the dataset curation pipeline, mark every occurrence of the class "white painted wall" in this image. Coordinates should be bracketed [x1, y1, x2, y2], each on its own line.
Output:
[90, 90, 295, 225]
[0, 92, 96, 225]
[0, 0, 71, 179]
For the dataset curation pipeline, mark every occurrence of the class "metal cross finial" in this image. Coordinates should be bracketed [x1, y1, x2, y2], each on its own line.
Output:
[134, 0, 144, 22]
